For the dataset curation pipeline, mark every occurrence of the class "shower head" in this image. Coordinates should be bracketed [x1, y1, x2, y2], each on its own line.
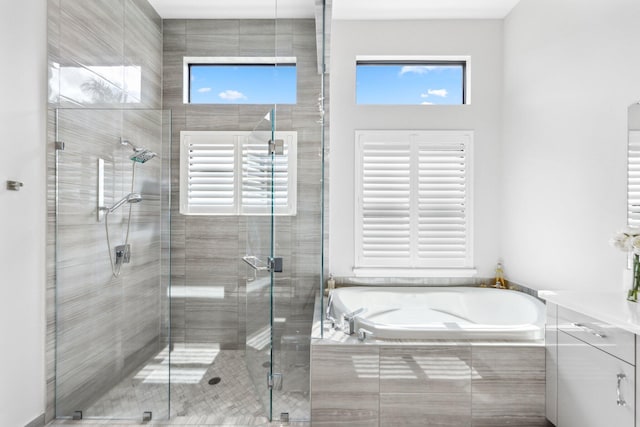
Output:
[130, 149, 157, 163]
[107, 192, 142, 213]
[120, 138, 157, 163]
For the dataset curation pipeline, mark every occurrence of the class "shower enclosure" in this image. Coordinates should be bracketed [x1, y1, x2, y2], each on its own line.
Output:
[50, 0, 327, 424]
[54, 108, 172, 420]
[53, 106, 320, 422]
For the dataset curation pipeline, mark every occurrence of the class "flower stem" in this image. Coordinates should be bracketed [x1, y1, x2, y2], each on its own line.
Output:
[629, 254, 640, 302]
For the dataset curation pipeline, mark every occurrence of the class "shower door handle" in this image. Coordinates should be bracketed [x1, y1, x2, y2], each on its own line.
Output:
[242, 256, 283, 272]
[242, 256, 270, 271]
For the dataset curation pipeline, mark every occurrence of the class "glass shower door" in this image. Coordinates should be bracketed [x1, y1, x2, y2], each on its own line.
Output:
[54, 108, 171, 421]
[244, 109, 276, 420]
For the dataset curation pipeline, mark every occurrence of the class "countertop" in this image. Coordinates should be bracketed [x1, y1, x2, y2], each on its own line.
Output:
[540, 290, 640, 335]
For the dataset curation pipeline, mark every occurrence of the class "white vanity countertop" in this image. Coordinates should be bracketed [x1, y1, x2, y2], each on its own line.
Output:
[540, 290, 640, 335]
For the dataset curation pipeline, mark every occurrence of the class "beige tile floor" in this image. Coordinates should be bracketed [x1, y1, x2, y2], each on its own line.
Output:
[49, 349, 309, 427]
[48, 420, 309, 427]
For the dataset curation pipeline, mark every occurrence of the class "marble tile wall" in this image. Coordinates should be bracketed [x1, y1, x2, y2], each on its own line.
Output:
[311, 342, 546, 427]
[163, 19, 323, 350]
[471, 346, 546, 426]
[163, 18, 323, 419]
[46, 0, 165, 421]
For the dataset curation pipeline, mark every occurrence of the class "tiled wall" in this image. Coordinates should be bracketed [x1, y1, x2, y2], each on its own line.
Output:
[46, 0, 166, 420]
[163, 19, 323, 350]
[310, 341, 546, 426]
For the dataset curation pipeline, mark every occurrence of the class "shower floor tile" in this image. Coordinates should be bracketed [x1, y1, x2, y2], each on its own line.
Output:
[49, 349, 309, 426]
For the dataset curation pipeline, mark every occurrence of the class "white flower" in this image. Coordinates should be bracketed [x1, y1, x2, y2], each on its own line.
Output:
[611, 227, 640, 252]
[632, 236, 640, 254]
[611, 233, 632, 251]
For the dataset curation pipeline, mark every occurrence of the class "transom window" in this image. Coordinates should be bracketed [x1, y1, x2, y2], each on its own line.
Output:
[185, 57, 297, 105]
[356, 56, 469, 105]
[354, 130, 474, 276]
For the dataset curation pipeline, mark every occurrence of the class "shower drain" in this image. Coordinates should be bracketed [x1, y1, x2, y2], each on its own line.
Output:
[208, 377, 221, 385]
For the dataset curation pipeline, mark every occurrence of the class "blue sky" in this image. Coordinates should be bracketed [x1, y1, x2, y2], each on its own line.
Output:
[190, 65, 296, 104]
[356, 64, 464, 105]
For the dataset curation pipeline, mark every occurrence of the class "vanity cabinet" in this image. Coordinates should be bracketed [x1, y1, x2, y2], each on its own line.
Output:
[546, 302, 636, 427]
[557, 332, 634, 427]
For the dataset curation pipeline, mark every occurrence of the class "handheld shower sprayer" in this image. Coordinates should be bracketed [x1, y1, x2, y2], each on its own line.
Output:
[100, 137, 157, 278]
[101, 192, 142, 214]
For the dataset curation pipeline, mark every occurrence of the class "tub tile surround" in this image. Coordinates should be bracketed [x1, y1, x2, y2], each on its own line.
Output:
[471, 347, 546, 426]
[311, 339, 546, 426]
[332, 276, 543, 300]
[310, 345, 380, 427]
[311, 316, 546, 427]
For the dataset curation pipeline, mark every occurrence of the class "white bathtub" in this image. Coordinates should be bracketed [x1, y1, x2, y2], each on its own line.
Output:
[327, 286, 545, 341]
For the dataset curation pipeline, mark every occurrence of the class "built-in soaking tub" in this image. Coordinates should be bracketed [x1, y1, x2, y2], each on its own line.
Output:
[326, 286, 545, 341]
[313, 285, 547, 426]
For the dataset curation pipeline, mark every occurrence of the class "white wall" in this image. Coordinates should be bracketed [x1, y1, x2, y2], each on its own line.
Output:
[0, 0, 47, 425]
[501, 0, 640, 291]
[329, 20, 504, 278]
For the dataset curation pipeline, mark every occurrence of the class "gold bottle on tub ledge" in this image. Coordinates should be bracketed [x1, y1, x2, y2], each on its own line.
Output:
[495, 262, 506, 289]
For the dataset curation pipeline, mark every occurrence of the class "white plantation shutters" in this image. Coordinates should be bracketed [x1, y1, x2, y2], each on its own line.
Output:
[416, 136, 470, 266]
[629, 131, 640, 226]
[241, 132, 296, 215]
[355, 130, 473, 272]
[180, 131, 297, 215]
[357, 134, 412, 264]
[181, 132, 238, 215]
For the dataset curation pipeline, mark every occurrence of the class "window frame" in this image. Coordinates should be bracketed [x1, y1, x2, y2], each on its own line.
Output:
[183, 56, 297, 105]
[629, 130, 640, 226]
[353, 130, 476, 278]
[179, 130, 297, 216]
[355, 55, 471, 106]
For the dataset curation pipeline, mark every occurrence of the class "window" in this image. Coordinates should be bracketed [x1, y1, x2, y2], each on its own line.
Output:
[184, 57, 297, 104]
[629, 130, 640, 226]
[354, 130, 474, 276]
[356, 56, 469, 105]
[180, 131, 297, 215]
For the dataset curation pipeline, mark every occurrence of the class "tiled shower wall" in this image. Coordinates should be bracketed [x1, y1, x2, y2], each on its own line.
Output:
[163, 19, 323, 350]
[46, 0, 165, 421]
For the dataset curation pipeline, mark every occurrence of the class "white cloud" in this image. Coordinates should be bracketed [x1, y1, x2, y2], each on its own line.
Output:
[197, 87, 212, 93]
[421, 101, 434, 105]
[218, 89, 247, 100]
[429, 88, 448, 97]
[399, 65, 437, 76]
[422, 88, 448, 98]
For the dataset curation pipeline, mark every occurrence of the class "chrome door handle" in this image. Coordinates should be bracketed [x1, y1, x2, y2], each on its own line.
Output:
[617, 373, 627, 407]
[242, 255, 270, 271]
[572, 322, 607, 338]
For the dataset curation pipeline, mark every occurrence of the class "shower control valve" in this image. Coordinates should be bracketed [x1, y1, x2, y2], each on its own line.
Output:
[115, 244, 131, 265]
